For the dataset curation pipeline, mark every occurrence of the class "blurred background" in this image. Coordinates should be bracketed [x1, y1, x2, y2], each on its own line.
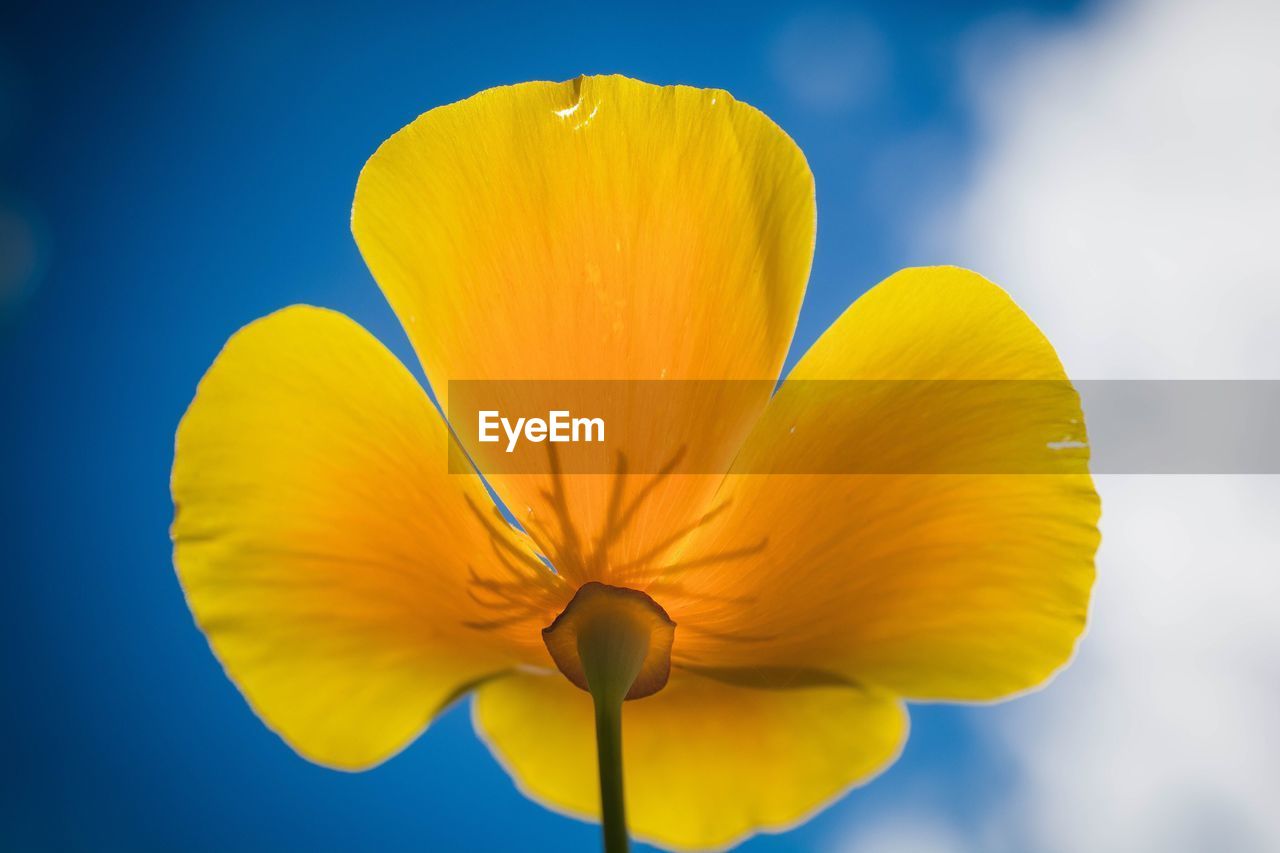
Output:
[2, 0, 1277, 850]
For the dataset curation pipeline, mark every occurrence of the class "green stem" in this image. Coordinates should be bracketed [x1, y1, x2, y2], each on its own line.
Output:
[576, 611, 649, 853]
[590, 687, 630, 853]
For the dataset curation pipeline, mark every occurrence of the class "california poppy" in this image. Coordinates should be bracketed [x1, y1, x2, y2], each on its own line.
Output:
[172, 75, 1098, 851]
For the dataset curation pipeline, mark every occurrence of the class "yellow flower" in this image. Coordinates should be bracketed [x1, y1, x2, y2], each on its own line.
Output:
[171, 75, 1098, 851]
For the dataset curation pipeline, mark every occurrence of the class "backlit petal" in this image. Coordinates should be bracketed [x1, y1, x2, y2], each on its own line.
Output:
[473, 670, 906, 852]
[171, 306, 568, 770]
[352, 75, 814, 583]
[664, 267, 1100, 700]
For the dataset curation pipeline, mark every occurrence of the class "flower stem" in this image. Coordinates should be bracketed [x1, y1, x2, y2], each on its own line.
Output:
[576, 607, 650, 853]
[590, 686, 630, 853]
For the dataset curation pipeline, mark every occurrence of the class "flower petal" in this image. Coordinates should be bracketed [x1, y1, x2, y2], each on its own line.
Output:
[473, 671, 906, 851]
[171, 306, 567, 770]
[351, 75, 814, 582]
[663, 267, 1100, 701]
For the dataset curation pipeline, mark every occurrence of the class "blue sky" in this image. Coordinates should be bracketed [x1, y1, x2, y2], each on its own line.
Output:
[0, 2, 1123, 851]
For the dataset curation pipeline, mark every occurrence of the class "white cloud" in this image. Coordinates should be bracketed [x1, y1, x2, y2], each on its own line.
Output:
[937, 0, 1280, 380]
[914, 1, 1280, 851]
[983, 477, 1280, 853]
[772, 9, 888, 114]
[833, 810, 972, 853]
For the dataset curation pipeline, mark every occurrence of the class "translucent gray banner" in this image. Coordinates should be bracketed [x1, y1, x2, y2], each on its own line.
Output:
[445, 380, 1280, 474]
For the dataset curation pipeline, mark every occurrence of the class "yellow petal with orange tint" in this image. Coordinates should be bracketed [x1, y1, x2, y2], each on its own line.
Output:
[352, 75, 814, 584]
[664, 267, 1100, 701]
[171, 306, 568, 770]
[474, 670, 906, 852]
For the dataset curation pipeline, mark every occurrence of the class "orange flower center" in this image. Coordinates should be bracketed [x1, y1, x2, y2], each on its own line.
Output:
[542, 582, 676, 700]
